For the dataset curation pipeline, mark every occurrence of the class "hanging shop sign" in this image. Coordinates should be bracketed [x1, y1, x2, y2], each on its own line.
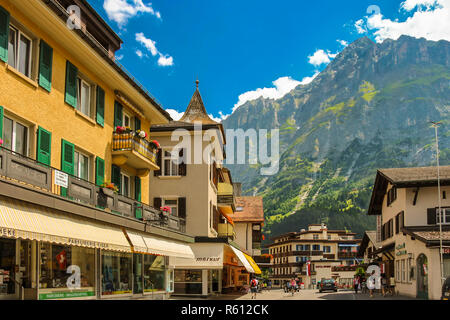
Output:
[396, 243, 407, 256]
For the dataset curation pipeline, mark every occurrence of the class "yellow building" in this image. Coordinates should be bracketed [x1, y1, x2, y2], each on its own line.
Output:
[0, 0, 195, 300]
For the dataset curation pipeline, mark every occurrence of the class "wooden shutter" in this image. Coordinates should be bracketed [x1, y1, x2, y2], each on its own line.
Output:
[395, 214, 399, 234]
[95, 157, 105, 186]
[178, 197, 186, 219]
[61, 139, 75, 175]
[65, 61, 78, 108]
[154, 149, 162, 176]
[0, 105, 3, 140]
[96, 86, 105, 127]
[134, 117, 141, 131]
[39, 41, 53, 92]
[134, 176, 141, 201]
[114, 101, 123, 128]
[0, 6, 9, 63]
[427, 208, 437, 225]
[37, 127, 51, 166]
[178, 148, 186, 176]
[154, 197, 162, 209]
[111, 165, 121, 193]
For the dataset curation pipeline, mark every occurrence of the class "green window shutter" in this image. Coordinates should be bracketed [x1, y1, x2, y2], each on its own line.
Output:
[114, 101, 123, 128]
[95, 157, 105, 186]
[96, 86, 105, 127]
[65, 61, 78, 108]
[135, 117, 141, 131]
[134, 176, 141, 201]
[0, 105, 3, 140]
[0, 6, 10, 63]
[61, 139, 75, 175]
[111, 165, 121, 193]
[37, 127, 52, 166]
[38, 41, 53, 92]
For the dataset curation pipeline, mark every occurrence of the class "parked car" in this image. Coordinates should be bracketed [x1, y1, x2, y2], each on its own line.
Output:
[319, 279, 338, 293]
[442, 276, 450, 300]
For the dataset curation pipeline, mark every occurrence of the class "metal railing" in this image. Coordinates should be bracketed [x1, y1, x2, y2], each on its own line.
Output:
[0, 147, 185, 233]
[112, 133, 158, 165]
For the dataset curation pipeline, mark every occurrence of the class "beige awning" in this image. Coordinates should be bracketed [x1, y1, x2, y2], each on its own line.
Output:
[124, 229, 194, 259]
[170, 243, 224, 269]
[0, 197, 131, 252]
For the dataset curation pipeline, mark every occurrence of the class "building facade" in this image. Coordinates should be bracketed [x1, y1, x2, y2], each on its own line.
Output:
[0, 0, 196, 300]
[268, 224, 361, 289]
[366, 166, 450, 300]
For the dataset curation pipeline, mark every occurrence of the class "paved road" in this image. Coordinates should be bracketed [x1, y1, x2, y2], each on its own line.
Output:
[171, 289, 417, 300]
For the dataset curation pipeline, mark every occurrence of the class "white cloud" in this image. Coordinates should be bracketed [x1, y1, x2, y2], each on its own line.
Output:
[337, 39, 349, 47]
[136, 32, 158, 56]
[157, 54, 174, 67]
[136, 32, 174, 67]
[135, 49, 144, 58]
[103, 0, 161, 27]
[115, 54, 124, 61]
[355, 0, 450, 42]
[308, 49, 339, 67]
[355, 19, 367, 34]
[231, 75, 318, 114]
[166, 109, 184, 121]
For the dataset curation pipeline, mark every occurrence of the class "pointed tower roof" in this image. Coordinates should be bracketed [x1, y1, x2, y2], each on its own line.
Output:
[180, 80, 218, 124]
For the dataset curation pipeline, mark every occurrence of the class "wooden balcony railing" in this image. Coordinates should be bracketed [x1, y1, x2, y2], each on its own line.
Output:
[112, 132, 159, 170]
[0, 147, 185, 233]
[338, 252, 358, 259]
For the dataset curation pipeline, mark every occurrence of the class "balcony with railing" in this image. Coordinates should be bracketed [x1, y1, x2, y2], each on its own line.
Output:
[0, 147, 185, 233]
[217, 182, 236, 214]
[338, 251, 359, 259]
[218, 223, 236, 238]
[112, 132, 159, 174]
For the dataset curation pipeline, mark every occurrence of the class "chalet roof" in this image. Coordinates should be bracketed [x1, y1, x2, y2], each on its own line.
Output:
[402, 226, 450, 246]
[357, 230, 381, 257]
[230, 197, 264, 223]
[368, 166, 450, 215]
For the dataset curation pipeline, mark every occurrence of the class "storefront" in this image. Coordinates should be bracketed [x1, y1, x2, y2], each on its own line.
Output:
[0, 196, 194, 300]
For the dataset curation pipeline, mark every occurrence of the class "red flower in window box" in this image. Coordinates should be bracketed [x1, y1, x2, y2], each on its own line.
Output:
[160, 206, 172, 215]
[0, 139, 3, 147]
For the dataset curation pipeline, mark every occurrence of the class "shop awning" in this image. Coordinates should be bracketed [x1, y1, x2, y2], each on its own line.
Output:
[229, 245, 255, 273]
[170, 243, 224, 269]
[243, 253, 262, 274]
[125, 230, 194, 259]
[0, 197, 131, 252]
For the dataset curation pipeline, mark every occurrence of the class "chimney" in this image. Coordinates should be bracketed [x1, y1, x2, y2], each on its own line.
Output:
[321, 223, 327, 239]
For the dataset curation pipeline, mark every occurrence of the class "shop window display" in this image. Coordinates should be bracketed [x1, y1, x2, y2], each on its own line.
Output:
[143, 255, 166, 292]
[174, 270, 202, 295]
[101, 251, 132, 295]
[39, 243, 95, 299]
[0, 239, 16, 296]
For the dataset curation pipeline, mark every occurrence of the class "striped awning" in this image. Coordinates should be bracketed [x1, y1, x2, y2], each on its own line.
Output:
[243, 253, 262, 275]
[124, 229, 194, 259]
[229, 245, 255, 273]
[0, 197, 131, 252]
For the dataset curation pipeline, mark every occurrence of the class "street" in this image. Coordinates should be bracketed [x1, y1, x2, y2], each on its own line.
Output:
[171, 289, 418, 300]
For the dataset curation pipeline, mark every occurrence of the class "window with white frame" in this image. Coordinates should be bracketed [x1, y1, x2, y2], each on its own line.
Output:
[74, 150, 90, 181]
[396, 260, 400, 282]
[76, 75, 93, 118]
[123, 111, 132, 129]
[8, 25, 33, 78]
[2, 115, 29, 156]
[120, 173, 131, 198]
[162, 150, 179, 177]
[313, 234, 319, 240]
[401, 259, 406, 283]
[163, 199, 178, 217]
[437, 208, 450, 225]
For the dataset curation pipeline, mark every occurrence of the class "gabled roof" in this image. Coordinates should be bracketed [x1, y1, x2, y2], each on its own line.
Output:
[357, 231, 381, 257]
[230, 197, 264, 223]
[180, 82, 218, 124]
[368, 166, 450, 215]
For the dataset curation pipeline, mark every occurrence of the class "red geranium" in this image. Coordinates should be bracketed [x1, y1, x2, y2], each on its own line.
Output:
[160, 206, 172, 215]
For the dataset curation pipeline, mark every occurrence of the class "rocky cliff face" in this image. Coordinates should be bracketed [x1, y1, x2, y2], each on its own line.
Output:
[222, 35, 450, 238]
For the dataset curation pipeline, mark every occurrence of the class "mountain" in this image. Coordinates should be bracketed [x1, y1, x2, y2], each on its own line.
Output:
[222, 35, 450, 240]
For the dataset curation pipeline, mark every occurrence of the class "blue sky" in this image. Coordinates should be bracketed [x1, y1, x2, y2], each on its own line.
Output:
[88, 0, 450, 121]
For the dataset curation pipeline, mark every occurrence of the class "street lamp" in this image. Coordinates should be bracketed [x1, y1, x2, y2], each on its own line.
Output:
[430, 121, 444, 288]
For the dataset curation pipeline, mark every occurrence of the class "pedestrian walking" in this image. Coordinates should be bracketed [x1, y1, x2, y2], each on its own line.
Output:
[250, 277, 259, 299]
[367, 271, 376, 298]
[353, 276, 360, 294]
[381, 273, 387, 297]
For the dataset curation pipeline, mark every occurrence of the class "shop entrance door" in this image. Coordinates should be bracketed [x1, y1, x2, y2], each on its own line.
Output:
[416, 254, 428, 300]
[0, 238, 18, 300]
[133, 254, 143, 295]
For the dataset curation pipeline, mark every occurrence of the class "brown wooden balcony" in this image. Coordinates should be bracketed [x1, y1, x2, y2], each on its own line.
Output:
[338, 252, 358, 259]
[0, 147, 185, 233]
[112, 132, 159, 174]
